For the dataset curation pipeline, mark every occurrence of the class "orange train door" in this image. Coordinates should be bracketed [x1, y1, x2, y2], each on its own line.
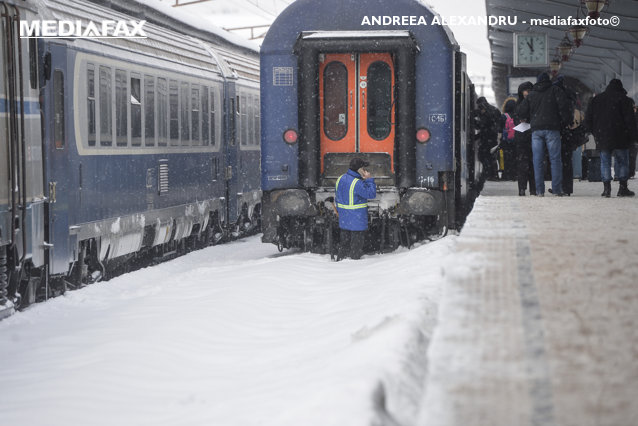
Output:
[319, 53, 395, 173]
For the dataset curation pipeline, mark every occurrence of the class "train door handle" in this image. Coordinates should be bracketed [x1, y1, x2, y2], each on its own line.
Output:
[350, 90, 353, 109]
[361, 91, 365, 110]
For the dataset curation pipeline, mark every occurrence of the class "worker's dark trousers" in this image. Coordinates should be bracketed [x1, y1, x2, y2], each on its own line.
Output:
[338, 230, 365, 260]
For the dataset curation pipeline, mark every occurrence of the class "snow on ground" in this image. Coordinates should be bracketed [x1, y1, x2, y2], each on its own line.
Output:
[0, 235, 455, 426]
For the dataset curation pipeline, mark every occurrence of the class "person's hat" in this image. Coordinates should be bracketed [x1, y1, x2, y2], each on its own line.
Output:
[349, 157, 369, 171]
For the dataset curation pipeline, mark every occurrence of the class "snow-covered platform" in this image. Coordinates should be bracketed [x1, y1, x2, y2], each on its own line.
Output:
[419, 180, 638, 426]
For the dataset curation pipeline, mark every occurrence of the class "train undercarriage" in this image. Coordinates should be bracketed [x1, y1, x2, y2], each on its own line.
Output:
[262, 186, 451, 258]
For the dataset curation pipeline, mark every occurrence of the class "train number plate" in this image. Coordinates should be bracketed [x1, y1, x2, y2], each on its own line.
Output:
[429, 113, 447, 123]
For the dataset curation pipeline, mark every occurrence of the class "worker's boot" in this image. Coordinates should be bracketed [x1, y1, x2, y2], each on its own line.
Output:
[601, 181, 611, 198]
[617, 180, 635, 197]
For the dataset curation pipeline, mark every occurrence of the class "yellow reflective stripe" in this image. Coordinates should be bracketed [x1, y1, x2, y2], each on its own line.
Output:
[335, 176, 367, 209]
[336, 203, 368, 209]
[349, 178, 359, 206]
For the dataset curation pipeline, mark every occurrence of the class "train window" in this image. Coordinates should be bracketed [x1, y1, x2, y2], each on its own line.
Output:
[99, 66, 112, 146]
[323, 61, 348, 141]
[366, 61, 392, 140]
[248, 94, 255, 146]
[240, 94, 247, 146]
[115, 69, 127, 146]
[131, 75, 142, 146]
[157, 78, 168, 146]
[169, 80, 178, 146]
[210, 88, 216, 147]
[87, 64, 96, 146]
[29, 39, 38, 90]
[191, 85, 200, 145]
[202, 86, 209, 146]
[180, 82, 190, 146]
[53, 70, 65, 149]
[254, 96, 260, 147]
[144, 76, 155, 146]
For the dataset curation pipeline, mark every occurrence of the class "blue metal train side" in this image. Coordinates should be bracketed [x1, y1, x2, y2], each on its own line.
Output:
[261, 0, 457, 192]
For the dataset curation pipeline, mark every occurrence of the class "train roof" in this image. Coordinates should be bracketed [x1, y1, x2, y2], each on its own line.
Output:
[262, 0, 458, 55]
[31, 0, 259, 81]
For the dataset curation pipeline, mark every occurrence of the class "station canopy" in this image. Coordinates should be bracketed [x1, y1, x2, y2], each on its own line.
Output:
[486, 0, 638, 106]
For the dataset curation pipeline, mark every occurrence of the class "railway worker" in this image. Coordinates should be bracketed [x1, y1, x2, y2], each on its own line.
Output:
[514, 81, 536, 196]
[335, 158, 377, 260]
[584, 79, 638, 197]
[518, 72, 572, 196]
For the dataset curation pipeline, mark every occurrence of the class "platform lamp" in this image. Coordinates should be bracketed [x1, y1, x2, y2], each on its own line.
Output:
[549, 55, 562, 77]
[581, 0, 608, 19]
[558, 35, 573, 61]
[568, 25, 588, 47]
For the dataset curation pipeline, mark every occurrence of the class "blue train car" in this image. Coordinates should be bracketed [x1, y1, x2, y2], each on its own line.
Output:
[1, 0, 261, 316]
[260, 0, 479, 253]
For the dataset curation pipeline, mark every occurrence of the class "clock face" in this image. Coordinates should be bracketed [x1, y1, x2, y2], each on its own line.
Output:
[515, 34, 547, 67]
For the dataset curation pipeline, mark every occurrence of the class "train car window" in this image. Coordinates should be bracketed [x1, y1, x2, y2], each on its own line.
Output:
[87, 64, 96, 146]
[29, 39, 38, 90]
[99, 66, 112, 146]
[323, 62, 348, 141]
[169, 80, 179, 146]
[191, 85, 201, 145]
[366, 61, 392, 140]
[254, 95, 260, 147]
[115, 69, 127, 146]
[180, 82, 190, 146]
[201, 86, 209, 146]
[240, 94, 247, 146]
[144, 76, 155, 146]
[157, 78, 168, 146]
[210, 88, 216, 147]
[53, 70, 65, 149]
[131, 75, 142, 146]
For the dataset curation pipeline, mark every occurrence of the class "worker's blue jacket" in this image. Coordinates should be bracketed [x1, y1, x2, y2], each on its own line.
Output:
[335, 169, 377, 231]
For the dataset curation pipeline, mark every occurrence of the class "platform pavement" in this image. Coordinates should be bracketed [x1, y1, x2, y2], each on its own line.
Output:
[418, 180, 638, 426]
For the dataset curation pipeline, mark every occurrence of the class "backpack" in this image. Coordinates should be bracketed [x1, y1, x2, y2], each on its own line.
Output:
[503, 113, 515, 142]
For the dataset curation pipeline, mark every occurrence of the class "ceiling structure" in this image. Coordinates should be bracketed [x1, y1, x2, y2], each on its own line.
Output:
[486, 0, 638, 105]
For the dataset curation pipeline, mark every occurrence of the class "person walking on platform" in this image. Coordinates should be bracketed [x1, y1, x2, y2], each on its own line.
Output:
[518, 72, 571, 196]
[630, 100, 638, 179]
[500, 99, 517, 181]
[514, 81, 536, 196]
[475, 97, 502, 183]
[335, 158, 377, 260]
[554, 76, 577, 196]
[585, 79, 638, 197]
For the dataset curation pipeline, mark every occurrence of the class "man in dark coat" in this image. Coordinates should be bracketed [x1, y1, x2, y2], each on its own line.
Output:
[514, 81, 535, 196]
[554, 76, 577, 195]
[518, 72, 571, 196]
[584, 79, 638, 197]
[474, 97, 501, 182]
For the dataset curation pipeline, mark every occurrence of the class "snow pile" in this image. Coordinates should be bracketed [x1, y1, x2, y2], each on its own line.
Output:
[0, 235, 455, 426]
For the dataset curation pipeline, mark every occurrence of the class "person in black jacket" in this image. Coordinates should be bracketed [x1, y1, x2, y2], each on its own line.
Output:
[630, 100, 638, 179]
[514, 81, 535, 196]
[475, 97, 502, 182]
[554, 76, 577, 195]
[518, 73, 572, 196]
[585, 79, 638, 197]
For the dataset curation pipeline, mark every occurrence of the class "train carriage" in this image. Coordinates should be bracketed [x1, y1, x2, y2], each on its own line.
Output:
[260, 0, 480, 254]
[1, 0, 262, 317]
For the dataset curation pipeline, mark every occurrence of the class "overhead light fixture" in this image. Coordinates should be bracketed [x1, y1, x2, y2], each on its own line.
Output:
[549, 55, 562, 77]
[568, 25, 588, 47]
[558, 35, 574, 61]
[581, 0, 609, 19]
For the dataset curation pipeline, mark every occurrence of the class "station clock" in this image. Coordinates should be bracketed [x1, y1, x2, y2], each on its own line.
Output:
[513, 33, 548, 67]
